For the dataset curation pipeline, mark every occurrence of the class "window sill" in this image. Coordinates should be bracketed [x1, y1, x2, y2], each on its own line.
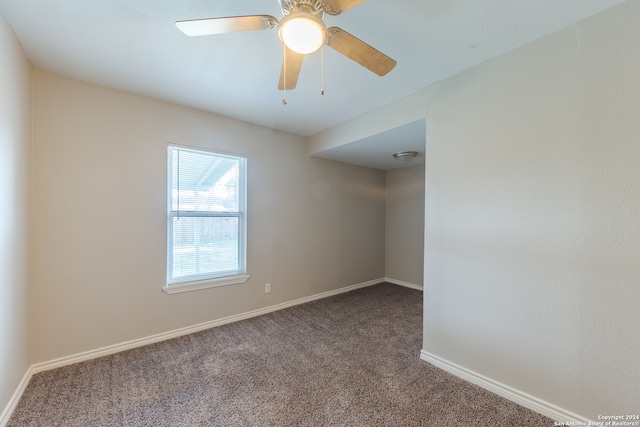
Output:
[162, 274, 250, 294]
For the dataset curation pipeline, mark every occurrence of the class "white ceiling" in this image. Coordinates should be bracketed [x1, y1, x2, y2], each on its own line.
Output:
[315, 119, 427, 171]
[0, 0, 627, 169]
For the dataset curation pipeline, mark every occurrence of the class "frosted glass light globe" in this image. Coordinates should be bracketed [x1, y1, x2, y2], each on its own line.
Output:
[279, 13, 325, 54]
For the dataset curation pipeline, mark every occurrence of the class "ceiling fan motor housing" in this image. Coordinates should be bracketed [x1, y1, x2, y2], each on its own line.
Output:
[281, 0, 326, 17]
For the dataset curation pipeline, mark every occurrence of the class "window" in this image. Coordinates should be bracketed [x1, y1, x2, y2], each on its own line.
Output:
[164, 145, 248, 293]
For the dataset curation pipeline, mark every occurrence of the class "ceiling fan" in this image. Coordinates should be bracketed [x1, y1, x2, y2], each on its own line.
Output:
[175, 0, 397, 93]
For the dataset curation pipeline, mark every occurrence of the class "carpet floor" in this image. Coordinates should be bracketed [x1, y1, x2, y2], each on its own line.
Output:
[9, 283, 553, 426]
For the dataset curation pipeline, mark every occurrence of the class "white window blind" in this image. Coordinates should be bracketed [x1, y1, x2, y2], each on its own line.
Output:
[167, 145, 247, 287]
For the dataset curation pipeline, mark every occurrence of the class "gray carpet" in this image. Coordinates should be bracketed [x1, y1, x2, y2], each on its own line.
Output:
[9, 283, 553, 426]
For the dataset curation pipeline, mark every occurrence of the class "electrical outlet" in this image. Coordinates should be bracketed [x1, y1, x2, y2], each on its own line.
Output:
[265, 283, 271, 294]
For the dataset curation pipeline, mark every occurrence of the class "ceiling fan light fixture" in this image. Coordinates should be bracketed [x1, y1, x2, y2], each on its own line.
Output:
[279, 12, 326, 54]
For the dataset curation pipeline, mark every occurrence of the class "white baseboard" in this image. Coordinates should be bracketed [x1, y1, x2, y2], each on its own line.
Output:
[0, 367, 33, 427]
[384, 277, 423, 291]
[31, 278, 385, 374]
[419, 350, 592, 423]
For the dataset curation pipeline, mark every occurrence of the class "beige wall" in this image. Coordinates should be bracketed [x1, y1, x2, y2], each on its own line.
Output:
[0, 12, 31, 419]
[310, 1, 640, 420]
[385, 165, 425, 286]
[31, 70, 386, 363]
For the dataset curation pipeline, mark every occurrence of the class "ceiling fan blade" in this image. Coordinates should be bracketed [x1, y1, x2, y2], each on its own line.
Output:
[176, 15, 278, 37]
[278, 47, 304, 90]
[326, 27, 397, 76]
[324, 0, 368, 15]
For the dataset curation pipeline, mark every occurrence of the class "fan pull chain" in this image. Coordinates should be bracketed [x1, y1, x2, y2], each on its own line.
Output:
[321, 44, 325, 95]
[282, 43, 288, 105]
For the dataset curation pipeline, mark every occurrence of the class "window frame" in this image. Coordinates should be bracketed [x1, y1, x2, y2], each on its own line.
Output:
[163, 144, 249, 294]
